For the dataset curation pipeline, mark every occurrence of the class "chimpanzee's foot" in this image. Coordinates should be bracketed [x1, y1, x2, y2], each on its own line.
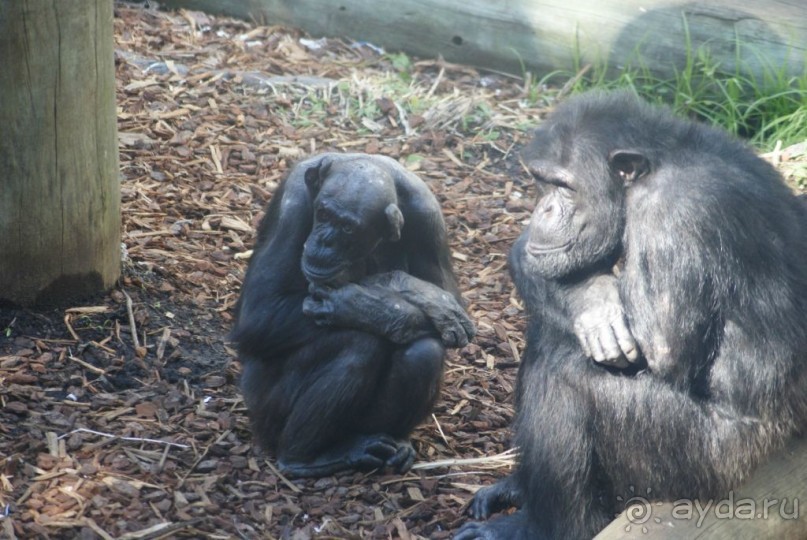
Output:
[467, 474, 523, 520]
[455, 511, 539, 540]
[278, 434, 415, 478]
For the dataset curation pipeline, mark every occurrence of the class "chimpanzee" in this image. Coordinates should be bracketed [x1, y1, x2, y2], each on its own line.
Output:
[232, 153, 474, 478]
[456, 91, 807, 539]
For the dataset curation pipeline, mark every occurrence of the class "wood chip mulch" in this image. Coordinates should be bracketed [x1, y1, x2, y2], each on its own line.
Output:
[1, 3, 804, 539]
[0, 3, 549, 539]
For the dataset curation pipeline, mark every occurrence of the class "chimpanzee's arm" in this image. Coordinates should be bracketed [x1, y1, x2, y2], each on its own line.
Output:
[302, 283, 430, 344]
[565, 273, 640, 368]
[232, 175, 325, 356]
[303, 279, 472, 348]
[360, 271, 475, 348]
[509, 233, 639, 367]
[388, 161, 462, 299]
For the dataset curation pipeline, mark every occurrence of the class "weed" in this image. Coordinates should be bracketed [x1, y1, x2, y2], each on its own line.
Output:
[386, 52, 414, 82]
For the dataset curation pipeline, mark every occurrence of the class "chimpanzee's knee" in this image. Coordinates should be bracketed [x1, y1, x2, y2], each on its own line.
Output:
[399, 337, 445, 380]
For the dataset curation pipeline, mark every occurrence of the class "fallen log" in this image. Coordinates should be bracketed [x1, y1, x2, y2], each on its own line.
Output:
[597, 436, 807, 540]
[160, 0, 806, 80]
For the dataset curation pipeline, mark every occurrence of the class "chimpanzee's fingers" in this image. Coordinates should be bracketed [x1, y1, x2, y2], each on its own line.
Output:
[574, 321, 593, 358]
[613, 317, 639, 362]
[422, 296, 474, 340]
[581, 338, 593, 359]
[453, 523, 487, 540]
[593, 337, 630, 368]
[587, 331, 607, 362]
[364, 436, 399, 459]
[459, 312, 477, 340]
[386, 442, 415, 473]
[598, 324, 622, 360]
[428, 312, 465, 348]
[591, 333, 629, 368]
[440, 325, 465, 348]
[301, 296, 318, 315]
[302, 296, 332, 326]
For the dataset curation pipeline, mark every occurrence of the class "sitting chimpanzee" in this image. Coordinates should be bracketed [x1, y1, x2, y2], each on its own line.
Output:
[457, 91, 807, 539]
[232, 153, 474, 478]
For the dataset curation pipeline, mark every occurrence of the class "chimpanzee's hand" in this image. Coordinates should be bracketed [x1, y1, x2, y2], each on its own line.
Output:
[302, 284, 343, 327]
[571, 274, 639, 368]
[413, 289, 475, 348]
[303, 283, 382, 328]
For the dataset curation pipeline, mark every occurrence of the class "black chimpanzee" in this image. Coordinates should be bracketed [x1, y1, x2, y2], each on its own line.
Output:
[232, 153, 474, 479]
[456, 91, 807, 539]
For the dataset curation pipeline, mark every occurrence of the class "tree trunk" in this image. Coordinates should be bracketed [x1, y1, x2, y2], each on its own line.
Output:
[0, 0, 120, 307]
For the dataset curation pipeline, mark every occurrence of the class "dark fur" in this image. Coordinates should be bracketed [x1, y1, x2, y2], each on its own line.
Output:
[233, 153, 472, 478]
[457, 92, 807, 539]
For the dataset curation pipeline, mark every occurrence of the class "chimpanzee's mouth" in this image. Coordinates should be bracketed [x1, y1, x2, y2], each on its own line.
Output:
[302, 262, 348, 285]
[526, 241, 571, 256]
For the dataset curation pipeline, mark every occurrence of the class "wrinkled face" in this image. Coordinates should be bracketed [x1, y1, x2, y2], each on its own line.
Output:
[302, 160, 402, 286]
[519, 129, 626, 279]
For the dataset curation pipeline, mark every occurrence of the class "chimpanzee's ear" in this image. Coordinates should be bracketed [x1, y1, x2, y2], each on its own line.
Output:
[385, 204, 404, 242]
[304, 157, 333, 195]
[608, 150, 650, 184]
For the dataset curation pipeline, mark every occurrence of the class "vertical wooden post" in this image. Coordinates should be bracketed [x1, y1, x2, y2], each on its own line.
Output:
[0, 0, 120, 306]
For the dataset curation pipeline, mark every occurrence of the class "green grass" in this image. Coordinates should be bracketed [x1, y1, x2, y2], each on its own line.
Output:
[258, 37, 804, 155]
[531, 33, 807, 150]
[273, 54, 491, 137]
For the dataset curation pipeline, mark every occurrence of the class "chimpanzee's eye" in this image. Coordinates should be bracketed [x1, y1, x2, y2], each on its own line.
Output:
[553, 179, 575, 192]
[529, 161, 575, 192]
[341, 223, 354, 234]
[540, 176, 575, 192]
[316, 208, 329, 222]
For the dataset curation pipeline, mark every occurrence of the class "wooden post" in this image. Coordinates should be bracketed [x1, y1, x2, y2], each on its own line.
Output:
[0, 0, 120, 306]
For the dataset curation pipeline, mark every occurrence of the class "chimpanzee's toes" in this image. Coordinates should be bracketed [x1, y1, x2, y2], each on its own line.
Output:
[386, 440, 415, 473]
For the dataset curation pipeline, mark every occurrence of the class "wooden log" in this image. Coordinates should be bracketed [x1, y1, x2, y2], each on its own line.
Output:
[596, 436, 807, 539]
[159, 0, 806, 80]
[0, 0, 120, 306]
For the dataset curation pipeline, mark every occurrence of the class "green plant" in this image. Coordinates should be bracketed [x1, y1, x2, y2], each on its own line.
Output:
[547, 19, 807, 150]
[3, 316, 17, 337]
[386, 52, 414, 82]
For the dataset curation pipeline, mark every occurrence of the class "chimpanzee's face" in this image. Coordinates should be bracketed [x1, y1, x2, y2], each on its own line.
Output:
[302, 161, 399, 286]
[519, 127, 629, 279]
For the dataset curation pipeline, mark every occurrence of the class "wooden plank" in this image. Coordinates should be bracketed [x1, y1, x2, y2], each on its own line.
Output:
[0, 0, 120, 306]
[596, 436, 807, 539]
[159, 0, 807, 80]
